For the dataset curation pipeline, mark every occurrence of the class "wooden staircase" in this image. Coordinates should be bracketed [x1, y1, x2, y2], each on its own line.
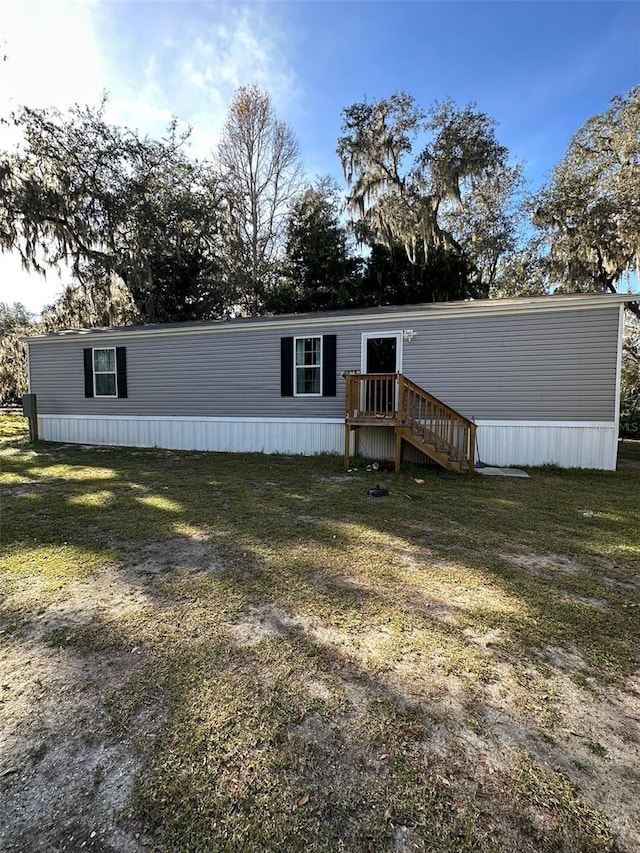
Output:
[344, 373, 476, 474]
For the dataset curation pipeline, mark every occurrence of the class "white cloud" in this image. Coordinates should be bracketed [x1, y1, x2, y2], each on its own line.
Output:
[106, 3, 301, 158]
[0, 253, 65, 314]
[1, 0, 107, 312]
[0, 0, 105, 117]
[0, 1, 302, 313]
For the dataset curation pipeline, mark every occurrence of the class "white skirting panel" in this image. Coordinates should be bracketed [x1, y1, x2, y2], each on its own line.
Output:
[37, 416, 618, 470]
[354, 427, 426, 463]
[354, 422, 618, 470]
[475, 420, 617, 470]
[38, 415, 345, 456]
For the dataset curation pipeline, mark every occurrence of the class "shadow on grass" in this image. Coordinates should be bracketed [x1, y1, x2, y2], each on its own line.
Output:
[3, 437, 639, 681]
[1, 432, 638, 851]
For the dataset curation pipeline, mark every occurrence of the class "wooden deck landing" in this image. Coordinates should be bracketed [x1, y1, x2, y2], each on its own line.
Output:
[344, 373, 476, 474]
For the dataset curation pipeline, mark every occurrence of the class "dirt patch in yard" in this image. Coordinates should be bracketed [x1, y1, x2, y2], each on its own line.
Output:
[501, 551, 587, 576]
[0, 525, 240, 852]
[0, 596, 157, 853]
[0, 638, 150, 852]
[2, 545, 639, 851]
[0, 565, 161, 852]
[480, 657, 640, 851]
[225, 594, 640, 851]
[131, 539, 223, 578]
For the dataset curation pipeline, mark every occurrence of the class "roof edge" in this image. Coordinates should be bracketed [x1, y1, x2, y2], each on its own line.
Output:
[24, 291, 635, 343]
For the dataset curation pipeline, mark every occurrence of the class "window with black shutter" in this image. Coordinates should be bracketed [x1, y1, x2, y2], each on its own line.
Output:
[84, 347, 127, 398]
[281, 334, 336, 397]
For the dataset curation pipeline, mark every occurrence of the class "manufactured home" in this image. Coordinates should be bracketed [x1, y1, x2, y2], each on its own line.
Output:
[25, 292, 629, 471]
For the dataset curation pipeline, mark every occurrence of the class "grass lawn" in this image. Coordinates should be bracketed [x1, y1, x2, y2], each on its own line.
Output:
[1, 412, 639, 852]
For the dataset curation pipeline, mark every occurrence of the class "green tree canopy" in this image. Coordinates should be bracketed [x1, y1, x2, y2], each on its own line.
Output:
[532, 85, 640, 298]
[40, 273, 138, 332]
[337, 93, 513, 296]
[0, 99, 228, 323]
[0, 301, 39, 405]
[441, 161, 526, 292]
[265, 178, 362, 314]
[360, 243, 478, 307]
[621, 315, 640, 424]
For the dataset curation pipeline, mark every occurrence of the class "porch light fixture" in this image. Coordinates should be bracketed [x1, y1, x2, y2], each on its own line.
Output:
[403, 329, 416, 342]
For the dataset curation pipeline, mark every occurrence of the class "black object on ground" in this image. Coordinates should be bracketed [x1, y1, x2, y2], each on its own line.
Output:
[367, 485, 389, 497]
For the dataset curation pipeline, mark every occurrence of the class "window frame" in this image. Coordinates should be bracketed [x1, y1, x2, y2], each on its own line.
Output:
[360, 331, 403, 374]
[293, 335, 323, 397]
[92, 347, 118, 398]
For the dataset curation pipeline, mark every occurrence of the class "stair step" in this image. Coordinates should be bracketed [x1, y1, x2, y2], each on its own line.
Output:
[421, 439, 455, 458]
[396, 425, 470, 474]
[345, 375, 475, 475]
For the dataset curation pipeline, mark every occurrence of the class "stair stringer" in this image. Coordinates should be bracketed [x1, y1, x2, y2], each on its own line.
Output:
[395, 426, 466, 473]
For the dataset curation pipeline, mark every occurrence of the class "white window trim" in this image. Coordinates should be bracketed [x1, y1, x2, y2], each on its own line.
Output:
[360, 331, 403, 374]
[293, 335, 323, 397]
[93, 347, 118, 398]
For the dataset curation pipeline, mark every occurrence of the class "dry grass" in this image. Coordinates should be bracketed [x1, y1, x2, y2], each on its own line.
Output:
[1, 413, 639, 852]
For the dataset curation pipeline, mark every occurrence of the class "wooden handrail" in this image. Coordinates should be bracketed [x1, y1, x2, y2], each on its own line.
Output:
[345, 373, 476, 471]
[401, 376, 474, 463]
[401, 376, 470, 426]
[345, 373, 399, 418]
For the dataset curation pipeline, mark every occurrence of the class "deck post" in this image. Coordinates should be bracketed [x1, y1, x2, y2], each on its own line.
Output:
[344, 425, 351, 469]
[395, 428, 402, 475]
[396, 373, 405, 423]
[353, 426, 360, 458]
[468, 422, 476, 474]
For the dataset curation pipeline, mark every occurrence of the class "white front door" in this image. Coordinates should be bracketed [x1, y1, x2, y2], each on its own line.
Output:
[360, 332, 403, 373]
[360, 332, 403, 413]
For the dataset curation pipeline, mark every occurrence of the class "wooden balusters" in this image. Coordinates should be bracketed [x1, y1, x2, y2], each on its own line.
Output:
[344, 373, 475, 473]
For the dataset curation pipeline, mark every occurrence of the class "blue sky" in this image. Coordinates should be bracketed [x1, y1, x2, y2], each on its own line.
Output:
[1, 0, 638, 313]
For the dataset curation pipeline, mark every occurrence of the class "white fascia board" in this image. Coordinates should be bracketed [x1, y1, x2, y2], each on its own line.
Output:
[39, 415, 616, 429]
[37, 414, 346, 425]
[26, 341, 32, 394]
[614, 303, 624, 437]
[25, 293, 633, 345]
[474, 420, 616, 428]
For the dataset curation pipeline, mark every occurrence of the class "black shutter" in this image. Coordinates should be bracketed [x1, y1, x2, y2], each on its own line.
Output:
[83, 348, 94, 398]
[322, 335, 337, 397]
[116, 347, 128, 398]
[281, 337, 294, 396]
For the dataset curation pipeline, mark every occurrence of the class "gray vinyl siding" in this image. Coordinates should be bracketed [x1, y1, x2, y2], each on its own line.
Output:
[30, 326, 345, 418]
[402, 307, 619, 420]
[28, 305, 620, 422]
